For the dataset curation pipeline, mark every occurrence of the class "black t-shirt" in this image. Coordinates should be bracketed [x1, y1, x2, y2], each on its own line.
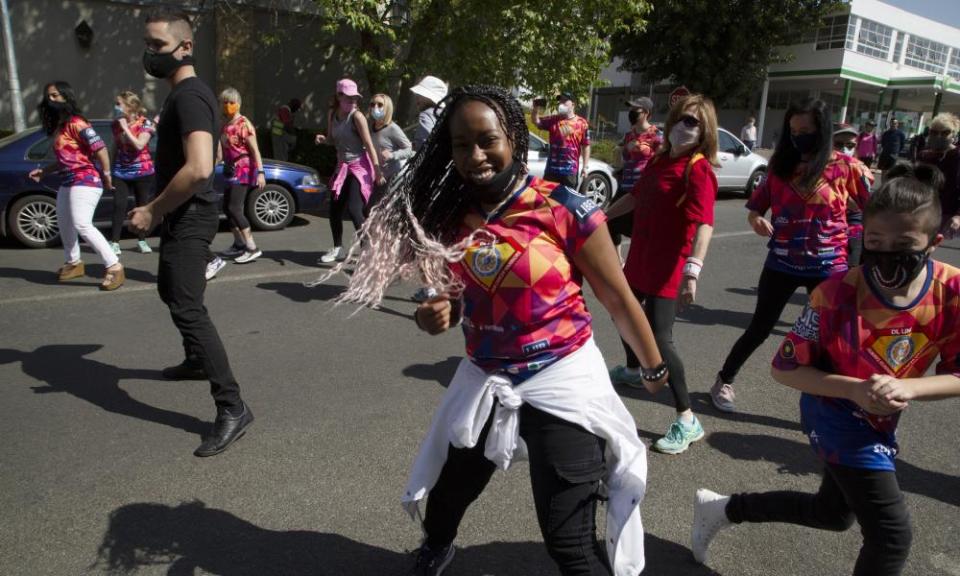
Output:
[155, 76, 218, 202]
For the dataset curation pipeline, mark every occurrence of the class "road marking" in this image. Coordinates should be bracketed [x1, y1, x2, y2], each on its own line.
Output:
[0, 267, 325, 306]
[713, 230, 757, 239]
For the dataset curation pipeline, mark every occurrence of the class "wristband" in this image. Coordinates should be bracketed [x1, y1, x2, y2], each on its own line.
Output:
[642, 361, 668, 382]
[257, 169, 265, 174]
[682, 257, 703, 279]
[413, 308, 426, 330]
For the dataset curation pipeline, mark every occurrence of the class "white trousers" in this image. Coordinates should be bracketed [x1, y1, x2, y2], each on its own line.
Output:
[57, 185, 118, 268]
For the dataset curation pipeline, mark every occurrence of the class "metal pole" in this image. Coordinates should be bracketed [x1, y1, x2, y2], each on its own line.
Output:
[0, 0, 25, 132]
[839, 79, 851, 124]
[932, 90, 943, 118]
[756, 77, 770, 149]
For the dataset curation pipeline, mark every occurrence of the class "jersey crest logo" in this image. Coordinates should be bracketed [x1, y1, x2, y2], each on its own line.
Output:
[463, 235, 523, 294]
[865, 327, 929, 376]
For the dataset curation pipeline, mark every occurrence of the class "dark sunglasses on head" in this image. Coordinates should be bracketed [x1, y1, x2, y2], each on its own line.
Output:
[679, 115, 700, 128]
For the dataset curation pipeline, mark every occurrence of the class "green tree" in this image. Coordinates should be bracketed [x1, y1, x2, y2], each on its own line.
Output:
[313, 0, 651, 101]
[612, 0, 842, 106]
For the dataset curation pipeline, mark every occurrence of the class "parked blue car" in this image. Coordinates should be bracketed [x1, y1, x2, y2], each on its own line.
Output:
[0, 120, 326, 248]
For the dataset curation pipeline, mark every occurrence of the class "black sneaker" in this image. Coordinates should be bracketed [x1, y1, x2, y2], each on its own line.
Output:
[161, 361, 207, 381]
[221, 243, 246, 259]
[409, 543, 454, 576]
[194, 402, 254, 457]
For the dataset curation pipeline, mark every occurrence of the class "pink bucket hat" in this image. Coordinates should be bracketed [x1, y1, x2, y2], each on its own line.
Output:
[336, 78, 361, 98]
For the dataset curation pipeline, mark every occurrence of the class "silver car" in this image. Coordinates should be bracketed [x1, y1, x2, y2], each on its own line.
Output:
[527, 133, 619, 208]
[715, 127, 767, 197]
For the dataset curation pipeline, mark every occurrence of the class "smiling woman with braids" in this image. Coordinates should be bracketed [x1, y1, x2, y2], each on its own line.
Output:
[318, 86, 666, 576]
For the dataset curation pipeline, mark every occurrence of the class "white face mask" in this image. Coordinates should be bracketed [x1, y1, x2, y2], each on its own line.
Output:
[371, 108, 385, 121]
[669, 123, 700, 150]
[557, 103, 571, 115]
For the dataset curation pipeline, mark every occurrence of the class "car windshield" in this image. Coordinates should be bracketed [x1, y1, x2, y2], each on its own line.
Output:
[0, 126, 41, 148]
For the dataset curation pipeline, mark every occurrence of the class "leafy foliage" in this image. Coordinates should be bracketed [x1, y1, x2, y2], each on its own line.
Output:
[612, 0, 842, 105]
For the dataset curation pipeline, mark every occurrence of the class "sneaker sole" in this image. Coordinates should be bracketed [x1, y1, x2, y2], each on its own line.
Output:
[235, 252, 262, 264]
[653, 429, 705, 455]
[711, 398, 737, 413]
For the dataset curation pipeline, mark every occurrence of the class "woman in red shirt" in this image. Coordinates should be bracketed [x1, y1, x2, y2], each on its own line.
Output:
[606, 94, 720, 455]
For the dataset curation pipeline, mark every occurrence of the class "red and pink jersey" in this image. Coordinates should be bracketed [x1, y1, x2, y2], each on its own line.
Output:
[620, 124, 662, 191]
[112, 116, 155, 180]
[842, 153, 875, 240]
[536, 114, 591, 177]
[774, 261, 960, 470]
[220, 115, 256, 185]
[54, 116, 105, 187]
[452, 176, 605, 380]
[746, 151, 869, 277]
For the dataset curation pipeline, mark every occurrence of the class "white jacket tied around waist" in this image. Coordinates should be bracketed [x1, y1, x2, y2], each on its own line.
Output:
[402, 338, 649, 575]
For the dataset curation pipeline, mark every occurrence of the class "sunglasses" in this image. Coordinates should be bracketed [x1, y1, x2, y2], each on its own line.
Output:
[679, 115, 700, 128]
[369, 102, 385, 108]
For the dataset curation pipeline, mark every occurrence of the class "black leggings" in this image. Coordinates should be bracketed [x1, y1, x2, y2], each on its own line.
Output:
[111, 176, 153, 241]
[424, 404, 610, 575]
[719, 267, 824, 383]
[620, 290, 689, 412]
[329, 175, 366, 247]
[223, 183, 251, 230]
[727, 464, 912, 576]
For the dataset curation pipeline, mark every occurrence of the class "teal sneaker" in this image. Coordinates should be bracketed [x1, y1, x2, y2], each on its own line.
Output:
[609, 365, 644, 388]
[653, 416, 705, 454]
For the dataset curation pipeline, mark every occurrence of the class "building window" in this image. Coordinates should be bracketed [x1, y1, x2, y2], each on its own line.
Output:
[893, 32, 903, 62]
[949, 49, 960, 81]
[904, 35, 949, 74]
[815, 14, 850, 50]
[767, 90, 813, 110]
[854, 18, 893, 60]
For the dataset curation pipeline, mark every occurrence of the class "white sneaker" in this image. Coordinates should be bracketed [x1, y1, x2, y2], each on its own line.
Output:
[691, 488, 731, 564]
[319, 246, 342, 264]
[234, 249, 262, 264]
[205, 256, 227, 280]
[137, 239, 152, 254]
[710, 375, 737, 412]
[110, 242, 121, 255]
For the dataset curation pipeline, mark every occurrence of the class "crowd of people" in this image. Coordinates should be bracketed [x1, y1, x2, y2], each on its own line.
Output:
[22, 7, 960, 576]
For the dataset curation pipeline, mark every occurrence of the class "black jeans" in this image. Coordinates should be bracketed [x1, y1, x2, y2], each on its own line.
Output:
[719, 266, 824, 383]
[727, 464, 912, 576]
[111, 176, 153, 241]
[158, 199, 242, 410]
[620, 291, 689, 412]
[329, 175, 366, 247]
[223, 183, 251, 230]
[424, 404, 610, 576]
[544, 172, 579, 189]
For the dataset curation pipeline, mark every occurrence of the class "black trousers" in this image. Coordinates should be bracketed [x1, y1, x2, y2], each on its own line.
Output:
[223, 183, 252, 230]
[158, 200, 242, 410]
[727, 464, 912, 576]
[620, 290, 689, 412]
[329, 175, 366, 247]
[544, 172, 579, 189]
[719, 267, 824, 383]
[424, 404, 610, 576]
[111, 176, 153, 241]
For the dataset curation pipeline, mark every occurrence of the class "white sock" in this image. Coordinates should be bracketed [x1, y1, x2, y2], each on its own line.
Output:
[679, 412, 696, 425]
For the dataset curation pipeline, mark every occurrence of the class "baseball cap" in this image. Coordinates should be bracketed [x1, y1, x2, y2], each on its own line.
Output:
[557, 92, 575, 104]
[833, 123, 858, 137]
[624, 96, 654, 112]
[410, 75, 448, 105]
[336, 78, 360, 98]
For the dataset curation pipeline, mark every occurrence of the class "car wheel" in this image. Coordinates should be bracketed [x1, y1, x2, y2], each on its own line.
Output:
[9, 194, 60, 248]
[580, 172, 612, 208]
[745, 168, 766, 198]
[247, 184, 295, 231]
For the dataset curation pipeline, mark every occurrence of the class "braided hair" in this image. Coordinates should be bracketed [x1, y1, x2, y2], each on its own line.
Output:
[311, 85, 530, 309]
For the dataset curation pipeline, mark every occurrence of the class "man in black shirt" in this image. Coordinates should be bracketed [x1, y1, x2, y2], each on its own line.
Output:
[130, 9, 253, 457]
[878, 118, 906, 170]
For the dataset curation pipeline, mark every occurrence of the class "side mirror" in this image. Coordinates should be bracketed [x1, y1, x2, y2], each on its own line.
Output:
[736, 144, 748, 156]
[538, 149, 548, 159]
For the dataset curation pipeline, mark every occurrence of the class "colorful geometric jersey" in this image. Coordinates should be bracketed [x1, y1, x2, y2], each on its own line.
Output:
[54, 116, 105, 187]
[746, 151, 869, 277]
[451, 176, 605, 380]
[842, 153, 874, 239]
[536, 114, 591, 177]
[620, 124, 662, 192]
[773, 260, 960, 471]
[112, 116, 155, 180]
[220, 115, 256, 185]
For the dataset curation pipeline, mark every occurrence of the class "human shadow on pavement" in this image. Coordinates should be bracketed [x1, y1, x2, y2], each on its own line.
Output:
[725, 286, 809, 307]
[0, 345, 206, 436]
[707, 432, 960, 506]
[675, 303, 790, 336]
[0, 264, 157, 287]
[94, 500, 562, 576]
[402, 356, 461, 388]
[644, 533, 722, 575]
[257, 281, 412, 320]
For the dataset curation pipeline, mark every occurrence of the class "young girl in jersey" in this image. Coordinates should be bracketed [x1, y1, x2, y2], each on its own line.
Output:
[691, 163, 960, 576]
[605, 94, 720, 455]
[29, 81, 124, 291]
[217, 87, 265, 264]
[709, 98, 870, 412]
[319, 86, 667, 576]
[110, 90, 156, 254]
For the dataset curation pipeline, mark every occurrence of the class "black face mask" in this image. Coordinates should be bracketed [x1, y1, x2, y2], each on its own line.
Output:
[861, 246, 930, 290]
[143, 43, 193, 79]
[790, 132, 819, 154]
[40, 100, 69, 134]
[465, 160, 523, 207]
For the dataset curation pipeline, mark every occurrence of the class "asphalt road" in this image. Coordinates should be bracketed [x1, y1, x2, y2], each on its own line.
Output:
[1, 194, 958, 576]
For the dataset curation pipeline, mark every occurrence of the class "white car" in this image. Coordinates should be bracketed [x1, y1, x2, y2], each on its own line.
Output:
[526, 133, 618, 208]
[715, 127, 767, 197]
